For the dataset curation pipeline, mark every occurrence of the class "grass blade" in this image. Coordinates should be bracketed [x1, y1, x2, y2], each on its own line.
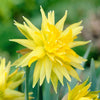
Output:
[90, 58, 96, 91]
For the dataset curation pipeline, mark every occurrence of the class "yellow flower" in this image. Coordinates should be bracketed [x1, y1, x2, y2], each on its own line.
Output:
[10, 7, 90, 93]
[67, 79, 100, 100]
[0, 57, 27, 100]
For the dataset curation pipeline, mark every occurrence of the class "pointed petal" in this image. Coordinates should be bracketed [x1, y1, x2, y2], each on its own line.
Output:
[70, 62, 84, 70]
[33, 60, 42, 88]
[8, 69, 18, 79]
[11, 53, 29, 67]
[51, 71, 58, 93]
[53, 66, 64, 85]
[24, 24, 43, 45]
[5, 88, 24, 98]
[8, 70, 24, 83]
[40, 6, 48, 31]
[75, 78, 89, 90]
[1, 58, 5, 69]
[8, 78, 25, 89]
[56, 11, 67, 31]
[69, 40, 91, 48]
[74, 83, 91, 99]
[23, 16, 40, 33]
[65, 65, 81, 81]
[72, 26, 83, 37]
[48, 10, 55, 25]
[45, 57, 52, 83]
[57, 64, 71, 82]
[14, 21, 33, 39]
[9, 39, 35, 50]
[4, 61, 11, 82]
[62, 21, 83, 37]
[67, 55, 86, 64]
[40, 59, 45, 86]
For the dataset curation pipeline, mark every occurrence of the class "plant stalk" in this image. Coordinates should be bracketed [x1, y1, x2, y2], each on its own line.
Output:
[25, 66, 30, 100]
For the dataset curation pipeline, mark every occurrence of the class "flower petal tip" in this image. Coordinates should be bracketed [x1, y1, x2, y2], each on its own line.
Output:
[80, 20, 83, 23]
[40, 5, 42, 8]
[13, 20, 16, 23]
[55, 91, 57, 94]
[65, 10, 68, 14]
[47, 79, 50, 83]
[89, 40, 92, 43]
[22, 16, 25, 18]
[40, 82, 43, 86]
[32, 83, 36, 88]
[62, 82, 64, 86]
[9, 39, 12, 41]
[13, 20, 17, 24]
[82, 67, 84, 70]
[69, 78, 71, 82]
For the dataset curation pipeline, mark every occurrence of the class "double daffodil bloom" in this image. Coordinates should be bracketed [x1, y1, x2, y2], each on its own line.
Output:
[67, 79, 100, 100]
[0, 57, 28, 100]
[10, 7, 90, 92]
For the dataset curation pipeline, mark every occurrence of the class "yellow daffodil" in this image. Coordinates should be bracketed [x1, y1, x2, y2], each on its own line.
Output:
[66, 79, 100, 100]
[10, 7, 90, 93]
[0, 57, 32, 100]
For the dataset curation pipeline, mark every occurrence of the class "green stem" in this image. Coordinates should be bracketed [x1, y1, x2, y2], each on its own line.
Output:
[39, 85, 43, 100]
[25, 66, 30, 100]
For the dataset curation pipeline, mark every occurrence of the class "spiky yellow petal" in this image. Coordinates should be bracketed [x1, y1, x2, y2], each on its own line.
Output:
[51, 72, 58, 93]
[56, 64, 71, 82]
[70, 62, 84, 70]
[62, 21, 83, 37]
[48, 10, 55, 25]
[56, 10, 67, 31]
[33, 60, 42, 88]
[53, 66, 64, 85]
[40, 6, 48, 31]
[40, 59, 46, 86]
[14, 21, 33, 40]
[69, 40, 91, 48]
[0, 58, 28, 100]
[67, 78, 100, 100]
[65, 65, 81, 81]
[45, 56, 52, 83]
[10, 39, 36, 50]
[23, 16, 40, 33]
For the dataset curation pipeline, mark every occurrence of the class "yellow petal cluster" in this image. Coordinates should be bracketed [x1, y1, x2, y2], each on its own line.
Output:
[10, 7, 90, 93]
[0, 57, 26, 100]
[67, 79, 100, 100]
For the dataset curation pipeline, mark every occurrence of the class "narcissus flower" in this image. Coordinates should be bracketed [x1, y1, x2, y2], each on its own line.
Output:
[67, 79, 100, 100]
[0, 57, 33, 100]
[10, 7, 90, 92]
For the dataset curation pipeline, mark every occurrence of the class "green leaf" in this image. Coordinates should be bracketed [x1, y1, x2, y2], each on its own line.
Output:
[82, 43, 92, 66]
[25, 66, 30, 100]
[29, 62, 39, 100]
[43, 80, 51, 100]
[90, 58, 96, 91]
[96, 75, 100, 91]
[77, 43, 92, 74]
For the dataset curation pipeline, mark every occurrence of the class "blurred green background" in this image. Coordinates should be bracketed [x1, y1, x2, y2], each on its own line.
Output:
[0, 0, 100, 99]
